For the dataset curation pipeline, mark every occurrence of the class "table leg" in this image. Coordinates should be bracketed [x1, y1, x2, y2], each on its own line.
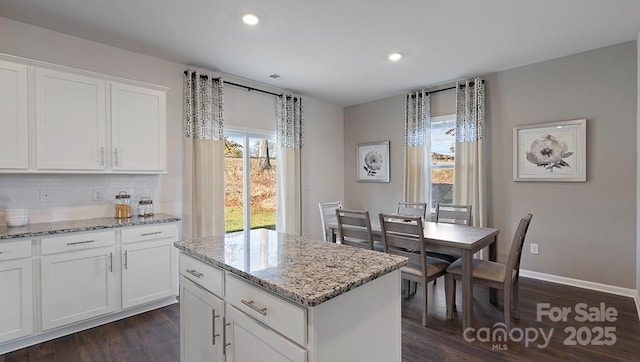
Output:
[331, 227, 337, 243]
[462, 249, 473, 331]
[489, 236, 498, 304]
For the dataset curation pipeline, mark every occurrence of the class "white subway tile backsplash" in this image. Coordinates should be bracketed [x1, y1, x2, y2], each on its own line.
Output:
[0, 174, 160, 223]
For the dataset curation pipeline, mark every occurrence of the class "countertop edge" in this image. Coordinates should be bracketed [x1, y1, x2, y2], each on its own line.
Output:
[174, 242, 407, 307]
[0, 214, 181, 240]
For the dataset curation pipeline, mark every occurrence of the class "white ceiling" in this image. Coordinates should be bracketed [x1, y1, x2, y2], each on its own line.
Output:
[2, 0, 640, 106]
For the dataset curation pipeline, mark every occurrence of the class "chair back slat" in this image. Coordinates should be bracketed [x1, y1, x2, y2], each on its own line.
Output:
[505, 214, 533, 283]
[397, 202, 427, 219]
[435, 203, 472, 225]
[336, 209, 374, 250]
[319, 201, 342, 241]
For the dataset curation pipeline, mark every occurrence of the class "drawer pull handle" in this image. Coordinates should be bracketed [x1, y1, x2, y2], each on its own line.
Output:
[241, 299, 268, 316]
[100, 147, 105, 167]
[141, 231, 162, 236]
[114, 148, 119, 167]
[186, 269, 203, 278]
[67, 240, 95, 246]
[124, 250, 128, 270]
[109, 252, 113, 272]
[212, 311, 220, 345]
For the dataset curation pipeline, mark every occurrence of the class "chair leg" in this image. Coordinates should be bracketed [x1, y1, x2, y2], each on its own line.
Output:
[403, 279, 410, 297]
[422, 281, 428, 327]
[445, 275, 455, 320]
[513, 279, 520, 320]
[504, 283, 512, 332]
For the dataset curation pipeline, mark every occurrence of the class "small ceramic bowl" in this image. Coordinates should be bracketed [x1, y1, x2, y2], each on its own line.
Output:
[5, 209, 29, 226]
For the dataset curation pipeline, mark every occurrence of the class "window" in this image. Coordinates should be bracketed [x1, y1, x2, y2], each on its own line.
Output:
[224, 130, 277, 233]
[430, 115, 456, 209]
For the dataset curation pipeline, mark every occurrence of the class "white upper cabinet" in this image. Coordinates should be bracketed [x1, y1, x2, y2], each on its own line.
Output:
[111, 82, 167, 172]
[0, 60, 28, 169]
[35, 68, 107, 170]
[0, 54, 168, 174]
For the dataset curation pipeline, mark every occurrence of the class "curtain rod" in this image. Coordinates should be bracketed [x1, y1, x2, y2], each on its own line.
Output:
[419, 79, 486, 96]
[183, 71, 282, 97]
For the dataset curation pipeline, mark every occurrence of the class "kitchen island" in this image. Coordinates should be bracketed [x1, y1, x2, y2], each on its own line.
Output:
[174, 228, 407, 362]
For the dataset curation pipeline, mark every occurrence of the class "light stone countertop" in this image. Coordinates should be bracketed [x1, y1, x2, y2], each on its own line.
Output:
[0, 213, 181, 240]
[174, 228, 408, 307]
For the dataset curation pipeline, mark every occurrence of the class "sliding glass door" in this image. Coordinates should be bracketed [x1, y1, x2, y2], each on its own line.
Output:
[224, 130, 277, 233]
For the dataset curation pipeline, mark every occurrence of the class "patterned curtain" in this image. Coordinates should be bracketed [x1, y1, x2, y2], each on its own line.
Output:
[183, 69, 225, 238]
[276, 94, 304, 235]
[404, 91, 431, 208]
[453, 77, 486, 227]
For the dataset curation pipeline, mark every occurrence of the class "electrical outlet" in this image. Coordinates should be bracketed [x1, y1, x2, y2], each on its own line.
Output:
[530, 243, 539, 255]
[40, 189, 49, 203]
[93, 190, 103, 201]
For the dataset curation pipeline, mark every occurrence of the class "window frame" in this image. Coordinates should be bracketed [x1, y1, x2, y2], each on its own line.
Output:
[429, 114, 456, 212]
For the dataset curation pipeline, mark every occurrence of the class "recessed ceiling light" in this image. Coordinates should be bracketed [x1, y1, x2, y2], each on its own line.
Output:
[388, 52, 403, 61]
[242, 12, 260, 25]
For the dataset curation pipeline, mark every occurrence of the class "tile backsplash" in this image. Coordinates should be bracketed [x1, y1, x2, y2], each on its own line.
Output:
[0, 174, 160, 224]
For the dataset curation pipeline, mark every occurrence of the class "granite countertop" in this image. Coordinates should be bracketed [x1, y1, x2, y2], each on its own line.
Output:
[0, 213, 181, 240]
[174, 228, 408, 307]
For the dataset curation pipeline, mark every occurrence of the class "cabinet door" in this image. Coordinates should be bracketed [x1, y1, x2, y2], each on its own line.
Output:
[111, 82, 166, 172]
[226, 305, 306, 362]
[0, 259, 33, 343]
[0, 60, 28, 169]
[35, 68, 106, 170]
[122, 239, 176, 309]
[180, 277, 224, 362]
[41, 247, 115, 330]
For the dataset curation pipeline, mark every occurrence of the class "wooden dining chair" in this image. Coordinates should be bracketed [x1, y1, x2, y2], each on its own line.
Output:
[379, 213, 450, 327]
[397, 202, 427, 219]
[445, 214, 533, 331]
[318, 201, 342, 241]
[428, 203, 473, 264]
[435, 203, 472, 225]
[335, 209, 374, 250]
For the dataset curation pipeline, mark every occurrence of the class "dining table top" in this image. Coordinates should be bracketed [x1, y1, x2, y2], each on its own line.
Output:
[328, 220, 499, 250]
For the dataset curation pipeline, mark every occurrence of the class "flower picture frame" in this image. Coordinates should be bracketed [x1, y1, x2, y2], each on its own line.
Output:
[357, 141, 390, 183]
[513, 119, 586, 182]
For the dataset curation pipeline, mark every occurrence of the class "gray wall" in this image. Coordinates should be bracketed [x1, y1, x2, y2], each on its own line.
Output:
[345, 41, 637, 288]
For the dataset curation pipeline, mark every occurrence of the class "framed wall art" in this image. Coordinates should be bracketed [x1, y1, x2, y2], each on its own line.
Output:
[513, 119, 586, 182]
[357, 141, 390, 183]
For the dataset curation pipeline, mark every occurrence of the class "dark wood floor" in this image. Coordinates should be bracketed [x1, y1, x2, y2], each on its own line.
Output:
[2, 277, 639, 361]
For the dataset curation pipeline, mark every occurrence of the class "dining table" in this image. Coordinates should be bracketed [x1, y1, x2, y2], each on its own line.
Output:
[328, 219, 499, 331]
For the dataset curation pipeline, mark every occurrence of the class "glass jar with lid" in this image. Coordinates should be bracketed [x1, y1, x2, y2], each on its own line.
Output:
[137, 197, 154, 218]
[114, 191, 132, 219]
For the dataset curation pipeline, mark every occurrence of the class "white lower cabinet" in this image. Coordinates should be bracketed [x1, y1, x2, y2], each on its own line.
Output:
[122, 238, 177, 309]
[225, 305, 306, 362]
[179, 254, 307, 362]
[41, 246, 116, 330]
[0, 239, 33, 343]
[180, 276, 224, 362]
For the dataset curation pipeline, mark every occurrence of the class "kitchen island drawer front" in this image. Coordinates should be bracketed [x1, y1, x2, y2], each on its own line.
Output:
[179, 253, 223, 297]
[41, 230, 115, 255]
[0, 239, 32, 261]
[226, 274, 306, 347]
[122, 223, 178, 244]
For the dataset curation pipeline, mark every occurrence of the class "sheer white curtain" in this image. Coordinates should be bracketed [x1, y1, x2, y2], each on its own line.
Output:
[404, 91, 431, 206]
[183, 70, 225, 238]
[276, 94, 303, 235]
[453, 78, 487, 227]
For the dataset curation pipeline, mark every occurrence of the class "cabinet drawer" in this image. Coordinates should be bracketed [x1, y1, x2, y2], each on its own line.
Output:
[0, 239, 32, 261]
[122, 223, 178, 244]
[226, 274, 306, 347]
[179, 253, 223, 298]
[41, 230, 115, 255]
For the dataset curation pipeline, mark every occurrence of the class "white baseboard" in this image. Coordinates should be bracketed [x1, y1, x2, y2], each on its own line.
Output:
[520, 269, 637, 298]
[521, 269, 640, 322]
